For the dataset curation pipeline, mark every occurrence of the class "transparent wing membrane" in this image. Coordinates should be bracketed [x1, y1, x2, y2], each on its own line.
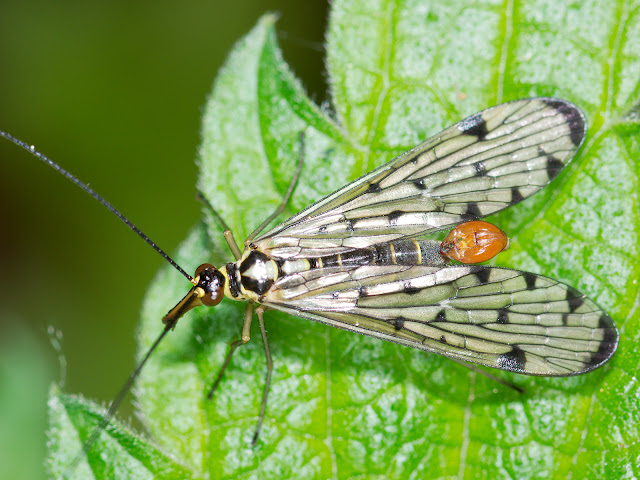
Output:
[264, 265, 617, 376]
[254, 98, 586, 259]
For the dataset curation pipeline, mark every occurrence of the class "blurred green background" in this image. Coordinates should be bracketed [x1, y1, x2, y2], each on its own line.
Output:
[0, 2, 328, 478]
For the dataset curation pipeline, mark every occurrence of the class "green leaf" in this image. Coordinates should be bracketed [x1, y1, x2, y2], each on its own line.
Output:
[50, 1, 640, 478]
[46, 387, 192, 479]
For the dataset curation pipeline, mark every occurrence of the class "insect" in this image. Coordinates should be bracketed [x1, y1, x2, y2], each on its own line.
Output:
[1, 97, 618, 457]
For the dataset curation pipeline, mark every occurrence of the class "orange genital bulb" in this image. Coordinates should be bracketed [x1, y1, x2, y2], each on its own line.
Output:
[440, 220, 509, 264]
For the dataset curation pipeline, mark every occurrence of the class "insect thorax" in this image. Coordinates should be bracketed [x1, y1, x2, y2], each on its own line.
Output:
[221, 250, 279, 302]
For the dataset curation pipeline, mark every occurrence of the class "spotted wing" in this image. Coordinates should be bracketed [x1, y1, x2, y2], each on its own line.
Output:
[253, 98, 586, 260]
[262, 264, 618, 376]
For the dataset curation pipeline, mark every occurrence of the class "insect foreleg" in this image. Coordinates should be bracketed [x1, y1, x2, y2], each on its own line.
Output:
[206, 303, 255, 399]
[196, 190, 242, 259]
[245, 130, 306, 244]
[223, 230, 242, 260]
[252, 305, 272, 446]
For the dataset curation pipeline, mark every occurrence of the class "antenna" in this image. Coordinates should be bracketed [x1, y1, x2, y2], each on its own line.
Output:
[1, 128, 196, 473]
[0, 129, 192, 281]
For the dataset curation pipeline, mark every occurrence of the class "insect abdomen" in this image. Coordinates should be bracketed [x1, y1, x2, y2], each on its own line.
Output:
[372, 239, 446, 266]
[289, 239, 447, 271]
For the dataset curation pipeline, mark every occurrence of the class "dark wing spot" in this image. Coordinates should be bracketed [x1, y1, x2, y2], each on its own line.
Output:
[414, 178, 427, 190]
[537, 146, 546, 156]
[588, 314, 619, 365]
[468, 265, 485, 274]
[393, 317, 406, 330]
[465, 202, 482, 217]
[511, 188, 524, 204]
[523, 273, 537, 290]
[474, 161, 486, 176]
[459, 112, 489, 140]
[561, 313, 569, 326]
[366, 182, 381, 193]
[358, 286, 368, 297]
[475, 268, 491, 285]
[496, 309, 509, 324]
[388, 210, 404, 226]
[568, 296, 585, 312]
[319, 225, 327, 233]
[309, 258, 319, 269]
[439, 335, 447, 344]
[542, 98, 586, 146]
[403, 282, 421, 295]
[435, 310, 447, 322]
[546, 155, 566, 180]
[498, 347, 527, 373]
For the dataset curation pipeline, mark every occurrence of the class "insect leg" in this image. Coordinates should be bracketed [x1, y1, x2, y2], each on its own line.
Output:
[252, 305, 272, 445]
[196, 191, 242, 260]
[245, 130, 305, 244]
[207, 303, 254, 399]
[447, 357, 525, 394]
[223, 230, 243, 260]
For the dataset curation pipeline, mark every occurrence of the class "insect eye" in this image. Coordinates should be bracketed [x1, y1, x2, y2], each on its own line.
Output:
[194, 263, 225, 307]
[195, 263, 215, 277]
[201, 284, 224, 307]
